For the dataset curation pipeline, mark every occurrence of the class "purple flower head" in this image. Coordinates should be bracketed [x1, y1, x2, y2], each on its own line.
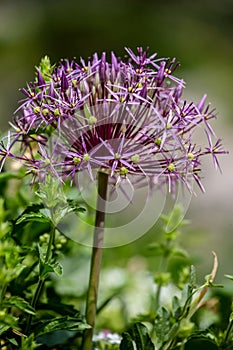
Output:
[0, 47, 227, 193]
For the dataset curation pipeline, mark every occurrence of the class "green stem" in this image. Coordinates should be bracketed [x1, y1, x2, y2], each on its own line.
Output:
[154, 251, 169, 312]
[154, 284, 162, 311]
[0, 283, 7, 306]
[45, 223, 56, 262]
[25, 222, 56, 334]
[82, 170, 109, 350]
[223, 319, 233, 346]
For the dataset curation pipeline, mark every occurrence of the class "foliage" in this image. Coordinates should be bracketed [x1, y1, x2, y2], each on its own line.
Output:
[0, 171, 89, 349]
[0, 51, 230, 348]
[0, 168, 232, 350]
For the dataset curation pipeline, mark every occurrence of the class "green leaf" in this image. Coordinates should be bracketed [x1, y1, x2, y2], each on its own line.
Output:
[0, 324, 11, 336]
[120, 332, 135, 350]
[36, 175, 66, 209]
[120, 323, 154, 350]
[20, 334, 40, 349]
[2, 296, 35, 315]
[39, 262, 55, 278]
[166, 322, 180, 343]
[39, 300, 79, 317]
[163, 205, 183, 233]
[21, 203, 45, 215]
[6, 337, 19, 346]
[185, 336, 218, 349]
[11, 262, 39, 293]
[0, 314, 18, 333]
[38, 245, 63, 278]
[154, 307, 174, 346]
[39, 261, 63, 279]
[172, 296, 182, 319]
[181, 283, 194, 310]
[0, 172, 23, 181]
[131, 323, 154, 350]
[34, 316, 91, 337]
[38, 244, 60, 278]
[52, 261, 63, 276]
[66, 199, 86, 214]
[16, 212, 51, 225]
[172, 247, 189, 258]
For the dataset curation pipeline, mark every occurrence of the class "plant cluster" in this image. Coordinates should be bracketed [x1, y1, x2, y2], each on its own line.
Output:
[0, 48, 231, 349]
[0, 180, 232, 349]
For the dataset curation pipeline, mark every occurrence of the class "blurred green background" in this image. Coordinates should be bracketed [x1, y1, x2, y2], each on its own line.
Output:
[0, 0, 232, 281]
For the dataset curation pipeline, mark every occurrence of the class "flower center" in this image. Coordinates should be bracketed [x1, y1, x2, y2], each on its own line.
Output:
[155, 138, 162, 146]
[33, 106, 41, 114]
[187, 153, 194, 160]
[54, 108, 60, 116]
[167, 163, 175, 172]
[115, 153, 121, 160]
[83, 153, 91, 162]
[73, 157, 81, 165]
[42, 108, 49, 116]
[120, 166, 128, 176]
[131, 154, 140, 163]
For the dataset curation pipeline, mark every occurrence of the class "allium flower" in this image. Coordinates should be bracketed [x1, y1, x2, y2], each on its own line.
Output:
[0, 48, 226, 192]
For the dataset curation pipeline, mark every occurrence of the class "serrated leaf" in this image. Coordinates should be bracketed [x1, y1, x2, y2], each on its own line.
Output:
[34, 316, 91, 337]
[2, 296, 35, 315]
[40, 262, 55, 278]
[40, 261, 63, 279]
[154, 307, 171, 344]
[38, 243, 63, 278]
[52, 261, 63, 276]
